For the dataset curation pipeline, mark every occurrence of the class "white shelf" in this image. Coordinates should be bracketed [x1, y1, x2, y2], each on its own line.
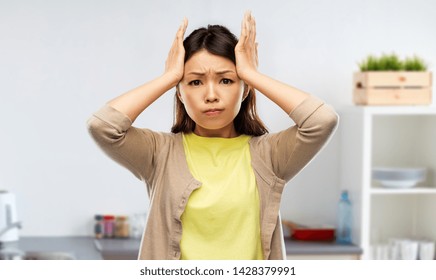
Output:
[339, 106, 436, 260]
[371, 187, 436, 195]
[341, 105, 436, 115]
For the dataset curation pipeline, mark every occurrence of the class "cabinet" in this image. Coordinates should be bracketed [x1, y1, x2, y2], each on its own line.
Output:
[339, 106, 436, 259]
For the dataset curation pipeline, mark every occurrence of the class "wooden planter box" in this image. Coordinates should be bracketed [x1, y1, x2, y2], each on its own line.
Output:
[353, 72, 432, 105]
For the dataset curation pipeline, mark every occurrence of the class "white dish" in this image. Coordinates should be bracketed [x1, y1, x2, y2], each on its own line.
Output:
[372, 167, 426, 189]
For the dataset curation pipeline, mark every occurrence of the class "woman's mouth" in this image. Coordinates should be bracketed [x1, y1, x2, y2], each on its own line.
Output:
[204, 108, 224, 116]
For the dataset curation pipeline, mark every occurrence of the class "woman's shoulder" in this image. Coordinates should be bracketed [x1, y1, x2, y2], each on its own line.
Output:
[137, 128, 182, 142]
[248, 132, 272, 148]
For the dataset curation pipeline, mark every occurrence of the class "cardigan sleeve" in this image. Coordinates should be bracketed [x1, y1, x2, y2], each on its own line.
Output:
[266, 96, 339, 182]
[86, 104, 164, 184]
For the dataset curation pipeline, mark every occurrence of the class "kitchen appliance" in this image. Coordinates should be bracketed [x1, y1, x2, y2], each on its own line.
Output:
[0, 190, 21, 243]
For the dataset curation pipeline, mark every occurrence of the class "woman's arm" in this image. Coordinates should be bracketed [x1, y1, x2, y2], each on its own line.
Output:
[87, 19, 188, 183]
[107, 18, 188, 122]
[235, 12, 309, 114]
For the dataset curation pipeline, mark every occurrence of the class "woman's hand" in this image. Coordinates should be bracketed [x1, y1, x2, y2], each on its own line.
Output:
[234, 11, 310, 114]
[235, 11, 259, 83]
[106, 18, 188, 122]
[164, 18, 188, 86]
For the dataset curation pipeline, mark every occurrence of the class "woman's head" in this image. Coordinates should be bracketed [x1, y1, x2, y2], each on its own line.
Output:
[171, 25, 268, 137]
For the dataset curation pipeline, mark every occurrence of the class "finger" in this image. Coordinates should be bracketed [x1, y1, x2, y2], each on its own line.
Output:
[247, 13, 256, 46]
[244, 10, 250, 24]
[181, 17, 188, 36]
[243, 11, 251, 45]
[255, 42, 259, 67]
[244, 13, 252, 47]
[170, 20, 183, 49]
[237, 12, 249, 49]
[170, 18, 187, 53]
[176, 18, 187, 41]
[252, 15, 256, 43]
[178, 18, 188, 47]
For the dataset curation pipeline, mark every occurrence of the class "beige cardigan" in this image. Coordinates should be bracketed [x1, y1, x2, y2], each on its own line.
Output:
[87, 96, 338, 260]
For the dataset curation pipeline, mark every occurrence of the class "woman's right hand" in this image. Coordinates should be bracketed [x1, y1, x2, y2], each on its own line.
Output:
[164, 18, 188, 86]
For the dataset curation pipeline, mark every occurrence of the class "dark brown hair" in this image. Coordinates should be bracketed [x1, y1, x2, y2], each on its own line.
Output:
[171, 25, 268, 136]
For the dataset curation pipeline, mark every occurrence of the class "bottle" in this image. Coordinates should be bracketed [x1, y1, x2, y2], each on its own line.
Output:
[115, 216, 130, 238]
[336, 190, 352, 244]
[94, 215, 104, 239]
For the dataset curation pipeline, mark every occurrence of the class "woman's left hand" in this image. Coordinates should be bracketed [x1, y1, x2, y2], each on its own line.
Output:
[235, 11, 259, 83]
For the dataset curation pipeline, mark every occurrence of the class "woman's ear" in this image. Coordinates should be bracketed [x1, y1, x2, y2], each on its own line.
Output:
[176, 85, 184, 104]
[242, 83, 250, 101]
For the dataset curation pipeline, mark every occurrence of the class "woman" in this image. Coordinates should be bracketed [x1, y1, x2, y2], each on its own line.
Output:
[87, 12, 338, 260]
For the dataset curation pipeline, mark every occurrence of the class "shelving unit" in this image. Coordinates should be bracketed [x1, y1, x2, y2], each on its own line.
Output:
[370, 187, 436, 195]
[339, 105, 436, 259]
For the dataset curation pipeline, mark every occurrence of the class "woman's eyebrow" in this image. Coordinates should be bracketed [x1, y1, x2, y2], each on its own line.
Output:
[186, 70, 236, 76]
[216, 70, 236, 75]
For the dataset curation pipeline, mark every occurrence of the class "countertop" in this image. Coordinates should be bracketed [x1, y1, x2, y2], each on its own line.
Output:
[94, 238, 141, 260]
[2, 236, 103, 260]
[94, 237, 363, 259]
[1, 236, 362, 260]
[284, 238, 363, 256]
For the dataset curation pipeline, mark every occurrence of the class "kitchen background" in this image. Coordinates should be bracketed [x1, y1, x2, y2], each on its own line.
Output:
[0, 0, 435, 238]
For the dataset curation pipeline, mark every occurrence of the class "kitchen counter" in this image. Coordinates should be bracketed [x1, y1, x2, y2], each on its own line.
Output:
[3, 236, 103, 260]
[285, 238, 363, 258]
[1, 236, 362, 260]
[96, 238, 363, 260]
[94, 238, 140, 260]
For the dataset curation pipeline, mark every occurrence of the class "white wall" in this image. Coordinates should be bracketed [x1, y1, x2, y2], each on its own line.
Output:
[1, 0, 435, 236]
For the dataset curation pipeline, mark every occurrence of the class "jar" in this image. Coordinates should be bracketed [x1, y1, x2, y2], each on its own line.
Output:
[115, 216, 130, 238]
[103, 215, 115, 238]
[94, 215, 104, 239]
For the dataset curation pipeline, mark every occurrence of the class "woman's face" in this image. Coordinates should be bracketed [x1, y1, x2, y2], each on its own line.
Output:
[178, 49, 246, 138]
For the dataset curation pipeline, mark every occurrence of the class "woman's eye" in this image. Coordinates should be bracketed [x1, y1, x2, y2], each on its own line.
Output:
[221, 78, 233, 85]
[188, 80, 201, 86]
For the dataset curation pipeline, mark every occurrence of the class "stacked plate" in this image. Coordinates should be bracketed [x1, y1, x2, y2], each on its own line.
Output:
[372, 167, 427, 188]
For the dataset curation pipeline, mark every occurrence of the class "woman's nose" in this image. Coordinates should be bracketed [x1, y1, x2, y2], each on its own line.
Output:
[205, 84, 219, 103]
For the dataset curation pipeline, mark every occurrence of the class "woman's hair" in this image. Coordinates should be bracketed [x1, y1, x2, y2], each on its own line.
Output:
[171, 25, 268, 136]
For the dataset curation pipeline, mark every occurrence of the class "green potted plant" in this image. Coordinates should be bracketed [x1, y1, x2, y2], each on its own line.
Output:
[353, 53, 432, 105]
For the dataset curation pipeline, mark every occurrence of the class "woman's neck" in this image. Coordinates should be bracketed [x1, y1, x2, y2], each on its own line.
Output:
[193, 124, 239, 138]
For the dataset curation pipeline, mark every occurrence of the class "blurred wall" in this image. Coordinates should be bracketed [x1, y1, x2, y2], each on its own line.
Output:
[1, 0, 435, 235]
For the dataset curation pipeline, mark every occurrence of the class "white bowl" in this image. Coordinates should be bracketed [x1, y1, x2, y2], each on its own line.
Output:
[372, 167, 427, 188]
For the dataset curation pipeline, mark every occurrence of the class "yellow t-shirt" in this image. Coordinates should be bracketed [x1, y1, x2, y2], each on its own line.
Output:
[180, 133, 263, 260]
